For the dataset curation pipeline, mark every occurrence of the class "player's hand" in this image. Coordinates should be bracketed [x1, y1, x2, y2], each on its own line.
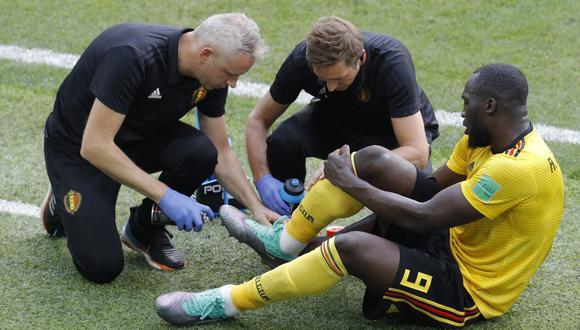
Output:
[158, 188, 215, 232]
[255, 174, 291, 216]
[324, 145, 356, 189]
[305, 164, 325, 191]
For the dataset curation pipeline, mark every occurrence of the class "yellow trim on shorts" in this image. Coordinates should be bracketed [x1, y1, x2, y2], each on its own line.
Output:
[350, 151, 358, 177]
[384, 287, 481, 327]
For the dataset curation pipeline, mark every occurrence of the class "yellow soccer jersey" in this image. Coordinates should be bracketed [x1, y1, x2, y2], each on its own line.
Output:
[446, 126, 564, 319]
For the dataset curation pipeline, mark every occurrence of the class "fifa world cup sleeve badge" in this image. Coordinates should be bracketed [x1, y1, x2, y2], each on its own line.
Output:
[63, 190, 82, 214]
[472, 175, 501, 203]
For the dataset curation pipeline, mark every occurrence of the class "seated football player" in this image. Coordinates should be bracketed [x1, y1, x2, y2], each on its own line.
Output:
[154, 63, 564, 327]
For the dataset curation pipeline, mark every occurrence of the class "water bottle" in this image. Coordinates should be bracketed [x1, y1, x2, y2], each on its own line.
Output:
[279, 178, 305, 213]
[150, 204, 209, 226]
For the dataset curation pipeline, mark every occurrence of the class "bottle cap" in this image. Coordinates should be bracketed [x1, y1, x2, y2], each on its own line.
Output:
[280, 178, 305, 204]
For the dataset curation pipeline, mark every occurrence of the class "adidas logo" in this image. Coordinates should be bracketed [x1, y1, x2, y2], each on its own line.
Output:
[148, 88, 162, 99]
[386, 304, 399, 314]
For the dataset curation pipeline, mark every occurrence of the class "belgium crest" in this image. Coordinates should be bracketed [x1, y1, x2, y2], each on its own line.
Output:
[358, 88, 370, 102]
[191, 87, 207, 106]
[64, 190, 82, 214]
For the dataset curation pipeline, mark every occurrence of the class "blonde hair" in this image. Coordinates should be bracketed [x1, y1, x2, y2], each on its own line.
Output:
[194, 13, 267, 60]
[306, 16, 363, 68]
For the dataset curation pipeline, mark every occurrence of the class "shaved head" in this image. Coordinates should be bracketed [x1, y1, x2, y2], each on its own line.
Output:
[472, 63, 528, 105]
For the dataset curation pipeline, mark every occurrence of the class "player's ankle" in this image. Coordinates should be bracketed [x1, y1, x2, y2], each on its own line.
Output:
[219, 285, 240, 317]
[279, 228, 307, 256]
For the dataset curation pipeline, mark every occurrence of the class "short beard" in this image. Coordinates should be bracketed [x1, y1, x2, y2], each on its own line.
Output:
[467, 120, 492, 148]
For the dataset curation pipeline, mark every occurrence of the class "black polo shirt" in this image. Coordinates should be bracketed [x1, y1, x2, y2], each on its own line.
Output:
[269, 32, 439, 145]
[45, 23, 227, 151]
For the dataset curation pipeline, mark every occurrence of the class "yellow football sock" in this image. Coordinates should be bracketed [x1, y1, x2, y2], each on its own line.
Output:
[285, 178, 363, 243]
[231, 237, 348, 311]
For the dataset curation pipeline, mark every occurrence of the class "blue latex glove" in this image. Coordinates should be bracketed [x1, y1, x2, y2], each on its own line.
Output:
[158, 188, 215, 232]
[255, 174, 291, 216]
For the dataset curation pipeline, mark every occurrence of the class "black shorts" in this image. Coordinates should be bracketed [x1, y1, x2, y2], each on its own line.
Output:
[364, 169, 483, 327]
[383, 167, 442, 247]
[409, 166, 443, 202]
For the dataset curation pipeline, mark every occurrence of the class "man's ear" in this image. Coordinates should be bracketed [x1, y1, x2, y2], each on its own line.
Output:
[485, 98, 497, 114]
[360, 49, 367, 65]
[199, 47, 214, 64]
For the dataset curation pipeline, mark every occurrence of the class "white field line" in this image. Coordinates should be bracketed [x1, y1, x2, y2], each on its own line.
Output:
[1, 44, 579, 217]
[0, 199, 40, 218]
[2, 44, 579, 144]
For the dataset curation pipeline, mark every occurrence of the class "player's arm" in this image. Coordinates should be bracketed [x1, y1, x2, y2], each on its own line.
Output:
[80, 98, 167, 203]
[199, 112, 278, 225]
[390, 111, 430, 169]
[245, 91, 289, 181]
[432, 164, 466, 188]
[82, 99, 213, 231]
[324, 145, 482, 232]
[356, 180, 481, 232]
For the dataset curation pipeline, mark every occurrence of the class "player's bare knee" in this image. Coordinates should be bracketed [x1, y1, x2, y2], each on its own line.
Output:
[334, 231, 371, 260]
[355, 146, 416, 194]
[355, 146, 408, 181]
[355, 146, 394, 178]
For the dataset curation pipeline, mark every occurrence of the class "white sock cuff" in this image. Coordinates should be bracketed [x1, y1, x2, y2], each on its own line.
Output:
[219, 284, 239, 317]
[280, 228, 307, 256]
